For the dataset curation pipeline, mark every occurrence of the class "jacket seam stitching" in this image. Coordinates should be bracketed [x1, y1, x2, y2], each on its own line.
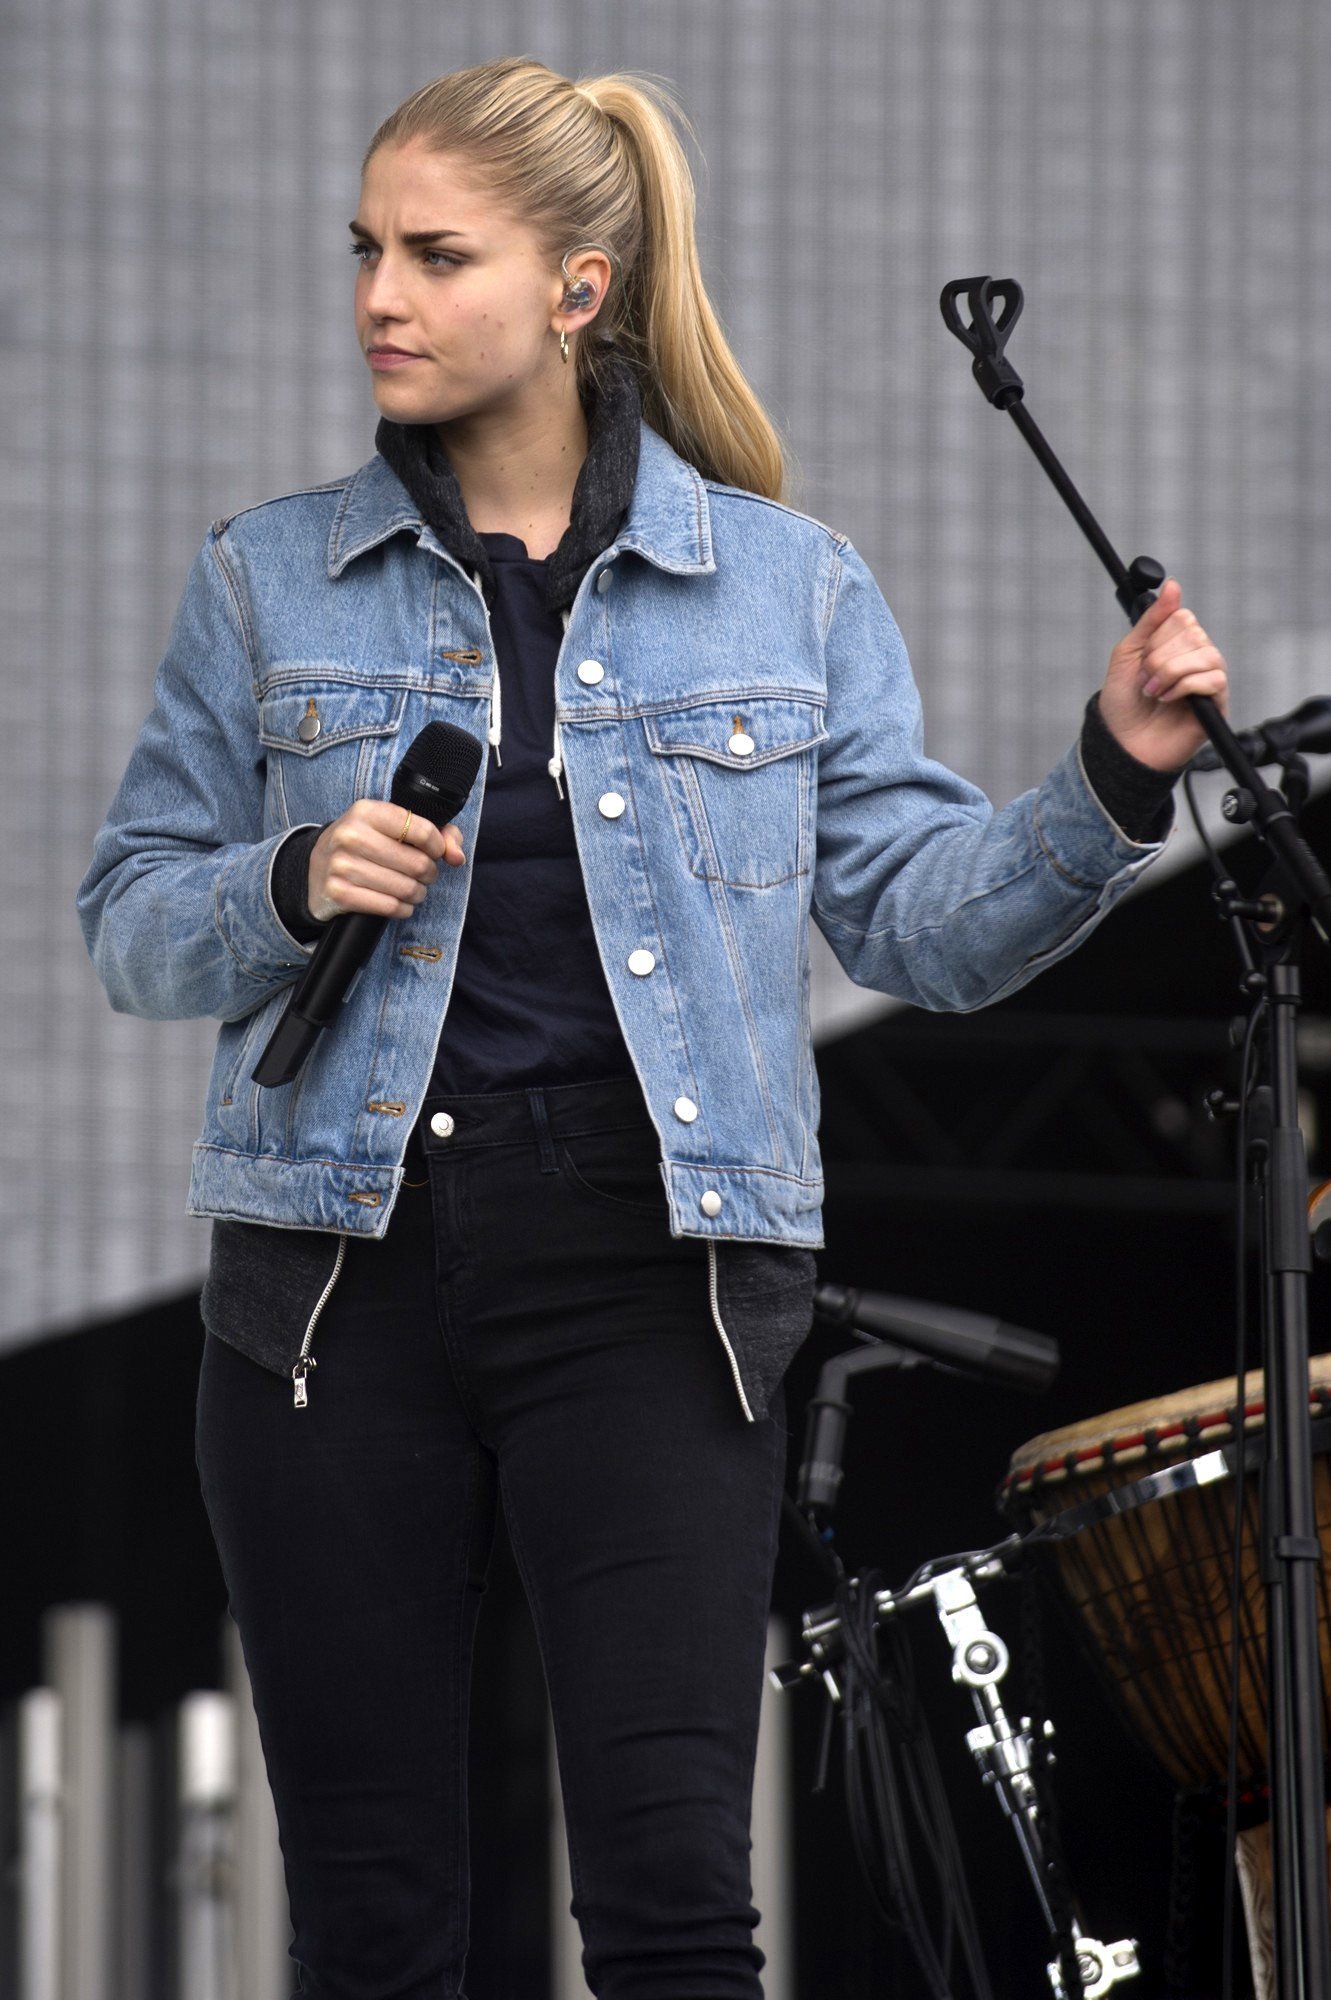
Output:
[207, 528, 261, 679]
[193, 1141, 402, 1174]
[810, 853, 1043, 943]
[1032, 789, 1109, 891]
[700, 481, 850, 551]
[820, 542, 845, 645]
[214, 475, 352, 537]
[665, 1160, 818, 1188]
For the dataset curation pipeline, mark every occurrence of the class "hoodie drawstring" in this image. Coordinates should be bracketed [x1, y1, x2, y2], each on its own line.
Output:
[472, 567, 502, 767]
[473, 569, 573, 800]
[548, 606, 573, 800]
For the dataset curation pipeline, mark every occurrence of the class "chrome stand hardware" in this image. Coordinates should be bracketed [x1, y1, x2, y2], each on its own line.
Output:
[774, 1552, 1139, 1999]
[935, 1568, 1139, 2000]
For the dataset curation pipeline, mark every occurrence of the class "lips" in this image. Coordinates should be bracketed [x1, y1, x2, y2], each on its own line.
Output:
[369, 346, 421, 358]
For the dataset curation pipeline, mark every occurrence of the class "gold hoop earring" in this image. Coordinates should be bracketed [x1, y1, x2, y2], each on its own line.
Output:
[559, 327, 570, 364]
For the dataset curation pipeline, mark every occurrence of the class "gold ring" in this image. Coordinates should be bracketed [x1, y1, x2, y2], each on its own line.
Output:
[398, 808, 413, 842]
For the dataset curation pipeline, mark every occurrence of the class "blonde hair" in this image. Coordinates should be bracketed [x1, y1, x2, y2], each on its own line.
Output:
[362, 56, 798, 503]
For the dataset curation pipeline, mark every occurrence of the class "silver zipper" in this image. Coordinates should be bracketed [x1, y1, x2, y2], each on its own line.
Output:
[292, 1232, 348, 1409]
[706, 1241, 755, 1423]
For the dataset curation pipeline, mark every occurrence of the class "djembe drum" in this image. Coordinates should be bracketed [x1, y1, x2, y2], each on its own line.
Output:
[998, 1357, 1331, 1793]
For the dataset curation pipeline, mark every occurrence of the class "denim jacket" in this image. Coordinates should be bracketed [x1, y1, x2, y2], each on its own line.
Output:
[76, 419, 1168, 1414]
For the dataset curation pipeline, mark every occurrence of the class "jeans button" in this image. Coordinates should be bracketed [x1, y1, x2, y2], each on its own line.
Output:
[429, 1111, 455, 1139]
[700, 1190, 722, 1216]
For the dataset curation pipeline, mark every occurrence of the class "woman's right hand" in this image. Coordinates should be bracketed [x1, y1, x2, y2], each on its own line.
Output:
[306, 798, 466, 923]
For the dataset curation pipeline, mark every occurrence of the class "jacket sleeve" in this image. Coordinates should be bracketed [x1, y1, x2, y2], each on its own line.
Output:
[75, 524, 327, 1021]
[810, 537, 1171, 1011]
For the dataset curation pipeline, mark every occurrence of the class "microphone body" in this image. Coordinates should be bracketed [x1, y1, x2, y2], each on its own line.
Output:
[812, 1283, 1060, 1394]
[252, 723, 482, 1088]
[794, 1286, 1061, 1521]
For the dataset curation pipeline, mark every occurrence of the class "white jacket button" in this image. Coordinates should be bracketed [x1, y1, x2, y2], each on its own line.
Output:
[627, 949, 656, 976]
[596, 569, 612, 593]
[673, 1096, 698, 1123]
[429, 1112, 455, 1139]
[699, 1190, 723, 1216]
[728, 731, 755, 756]
[598, 792, 626, 819]
[577, 660, 605, 684]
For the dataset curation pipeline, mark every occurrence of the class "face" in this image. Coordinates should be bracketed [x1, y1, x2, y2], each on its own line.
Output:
[351, 138, 609, 425]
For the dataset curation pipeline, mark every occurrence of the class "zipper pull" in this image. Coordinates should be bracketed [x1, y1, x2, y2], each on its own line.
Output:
[292, 1355, 318, 1409]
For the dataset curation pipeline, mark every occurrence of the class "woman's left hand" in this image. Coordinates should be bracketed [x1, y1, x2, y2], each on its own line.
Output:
[1097, 577, 1230, 770]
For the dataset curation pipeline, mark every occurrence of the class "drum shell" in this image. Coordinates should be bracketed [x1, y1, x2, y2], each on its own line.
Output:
[1000, 1366, 1331, 1793]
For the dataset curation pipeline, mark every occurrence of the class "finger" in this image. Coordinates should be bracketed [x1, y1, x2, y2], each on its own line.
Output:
[1149, 664, 1229, 705]
[442, 824, 467, 866]
[362, 830, 438, 880]
[335, 813, 441, 878]
[1157, 673, 1228, 706]
[354, 797, 447, 860]
[1131, 577, 1182, 636]
[1143, 610, 1208, 661]
[333, 854, 434, 902]
[1142, 644, 1226, 696]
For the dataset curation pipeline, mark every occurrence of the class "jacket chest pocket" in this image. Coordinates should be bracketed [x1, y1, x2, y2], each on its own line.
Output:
[643, 694, 828, 889]
[258, 682, 409, 826]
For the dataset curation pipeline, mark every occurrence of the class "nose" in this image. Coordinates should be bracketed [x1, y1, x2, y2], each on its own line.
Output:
[359, 255, 411, 323]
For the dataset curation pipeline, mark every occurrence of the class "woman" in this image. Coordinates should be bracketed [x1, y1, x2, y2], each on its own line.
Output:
[76, 56, 1227, 2000]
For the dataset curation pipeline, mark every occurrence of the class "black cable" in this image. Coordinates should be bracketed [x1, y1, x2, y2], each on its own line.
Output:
[1184, 765, 1259, 978]
[840, 1572, 951, 1989]
[832, 1567, 997, 1998]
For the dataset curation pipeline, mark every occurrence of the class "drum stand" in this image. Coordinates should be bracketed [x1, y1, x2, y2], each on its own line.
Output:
[936, 275, 1331, 2000]
[776, 1545, 1140, 1999]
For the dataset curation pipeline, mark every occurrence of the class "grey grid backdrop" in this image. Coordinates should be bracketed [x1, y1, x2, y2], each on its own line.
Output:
[5, 0, 1328, 1353]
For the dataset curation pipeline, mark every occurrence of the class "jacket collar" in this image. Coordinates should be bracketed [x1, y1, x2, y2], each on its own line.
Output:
[373, 344, 642, 615]
[328, 393, 716, 592]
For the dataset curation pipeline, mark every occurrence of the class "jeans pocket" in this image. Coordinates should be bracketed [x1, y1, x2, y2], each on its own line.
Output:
[557, 1124, 670, 1217]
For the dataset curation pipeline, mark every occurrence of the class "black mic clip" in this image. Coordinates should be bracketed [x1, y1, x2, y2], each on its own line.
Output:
[939, 275, 1026, 411]
[1115, 553, 1167, 627]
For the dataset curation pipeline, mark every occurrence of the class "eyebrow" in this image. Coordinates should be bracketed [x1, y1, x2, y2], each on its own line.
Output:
[348, 220, 470, 246]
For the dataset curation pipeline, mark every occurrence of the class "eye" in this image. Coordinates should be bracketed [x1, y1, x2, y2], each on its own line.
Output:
[348, 244, 463, 270]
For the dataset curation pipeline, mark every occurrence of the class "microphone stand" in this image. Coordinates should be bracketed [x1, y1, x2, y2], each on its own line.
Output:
[937, 276, 1330, 1999]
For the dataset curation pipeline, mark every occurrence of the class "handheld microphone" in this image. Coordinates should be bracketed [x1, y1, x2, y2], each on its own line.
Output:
[252, 722, 483, 1087]
[1188, 695, 1331, 772]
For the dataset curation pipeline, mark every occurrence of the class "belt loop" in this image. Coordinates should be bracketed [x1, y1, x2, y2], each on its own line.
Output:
[526, 1087, 559, 1173]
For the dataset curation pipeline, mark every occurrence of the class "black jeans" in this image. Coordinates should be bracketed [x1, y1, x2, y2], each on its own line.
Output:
[194, 1076, 789, 2000]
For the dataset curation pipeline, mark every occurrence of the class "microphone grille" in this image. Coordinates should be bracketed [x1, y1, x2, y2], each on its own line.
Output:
[391, 722, 484, 816]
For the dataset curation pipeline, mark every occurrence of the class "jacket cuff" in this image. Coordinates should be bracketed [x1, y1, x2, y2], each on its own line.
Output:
[213, 824, 327, 976]
[270, 823, 328, 943]
[1033, 738, 1172, 891]
[1079, 693, 1180, 844]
